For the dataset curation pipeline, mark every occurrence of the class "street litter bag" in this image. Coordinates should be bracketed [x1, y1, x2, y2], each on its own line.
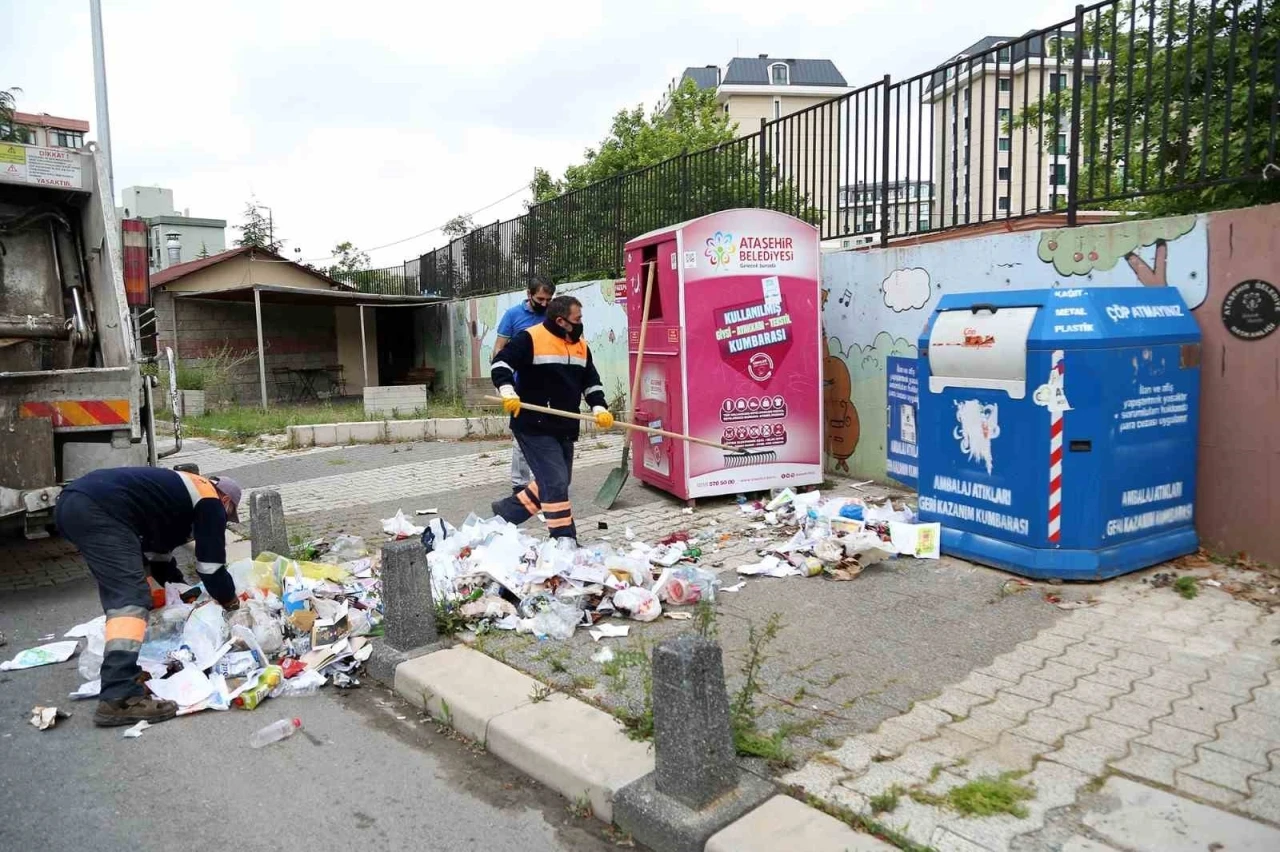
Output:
[530, 600, 581, 640]
[613, 586, 662, 622]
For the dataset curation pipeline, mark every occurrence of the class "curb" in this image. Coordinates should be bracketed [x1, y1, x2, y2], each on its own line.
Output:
[287, 417, 603, 448]
[387, 645, 896, 850]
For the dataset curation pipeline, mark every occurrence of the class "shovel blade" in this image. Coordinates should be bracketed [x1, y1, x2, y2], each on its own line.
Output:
[594, 466, 629, 509]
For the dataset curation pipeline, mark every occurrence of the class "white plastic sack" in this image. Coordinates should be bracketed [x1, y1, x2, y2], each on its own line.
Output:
[181, 602, 229, 666]
[382, 509, 424, 538]
[613, 587, 662, 622]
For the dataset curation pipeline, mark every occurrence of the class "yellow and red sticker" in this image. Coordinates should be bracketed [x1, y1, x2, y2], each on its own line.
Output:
[20, 399, 130, 427]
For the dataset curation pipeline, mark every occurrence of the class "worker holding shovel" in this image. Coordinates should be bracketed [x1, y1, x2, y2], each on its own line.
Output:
[490, 294, 614, 541]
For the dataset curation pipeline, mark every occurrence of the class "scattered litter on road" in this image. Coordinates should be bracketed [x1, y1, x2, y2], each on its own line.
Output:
[69, 680, 101, 700]
[414, 508, 439, 516]
[721, 581, 746, 593]
[29, 706, 69, 730]
[2, 640, 80, 671]
[591, 647, 615, 664]
[588, 623, 630, 641]
[122, 721, 150, 739]
[249, 717, 302, 748]
[382, 510, 424, 538]
[56, 537, 381, 723]
[664, 612, 693, 621]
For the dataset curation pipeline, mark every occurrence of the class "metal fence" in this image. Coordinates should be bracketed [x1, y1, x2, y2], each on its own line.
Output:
[348, 0, 1277, 299]
[335, 261, 421, 296]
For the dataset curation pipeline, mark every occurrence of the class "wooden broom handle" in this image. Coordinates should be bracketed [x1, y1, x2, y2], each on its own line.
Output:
[484, 396, 740, 453]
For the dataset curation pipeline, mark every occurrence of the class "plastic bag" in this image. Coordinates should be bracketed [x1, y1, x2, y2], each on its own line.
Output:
[182, 602, 229, 665]
[246, 600, 284, 655]
[659, 565, 719, 605]
[78, 617, 107, 680]
[382, 510, 424, 538]
[322, 534, 367, 564]
[614, 586, 662, 622]
[530, 600, 581, 640]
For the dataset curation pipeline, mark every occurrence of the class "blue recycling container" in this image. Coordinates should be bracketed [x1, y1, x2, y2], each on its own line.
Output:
[916, 286, 1201, 581]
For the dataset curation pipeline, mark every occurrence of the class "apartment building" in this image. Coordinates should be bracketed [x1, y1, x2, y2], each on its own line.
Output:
[1, 111, 89, 148]
[926, 31, 1109, 228]
[837, 180, 935, 245]
[666, 55, 850, 137]
[118, 186, 227, 272]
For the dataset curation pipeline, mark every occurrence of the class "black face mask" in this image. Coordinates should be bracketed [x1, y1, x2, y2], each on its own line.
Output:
[530, 300, 547, 315]
[566, 321, 584, 342]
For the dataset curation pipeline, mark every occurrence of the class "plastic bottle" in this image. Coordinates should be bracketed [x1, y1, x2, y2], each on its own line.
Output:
[234, 665, 284, 710]
[249, 717, 302, 748]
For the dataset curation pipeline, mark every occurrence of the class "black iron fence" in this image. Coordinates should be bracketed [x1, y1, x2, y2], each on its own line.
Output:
[344, 0, 1277, 299]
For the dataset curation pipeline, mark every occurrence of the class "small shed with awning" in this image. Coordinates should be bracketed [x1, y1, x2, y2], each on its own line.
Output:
[150, 247, 442, 407]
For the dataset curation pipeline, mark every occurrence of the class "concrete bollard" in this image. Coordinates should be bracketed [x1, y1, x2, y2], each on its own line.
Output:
[367, 538, 445, 683]
[613, 636, 774, 852]
[248, 490, 289, 558]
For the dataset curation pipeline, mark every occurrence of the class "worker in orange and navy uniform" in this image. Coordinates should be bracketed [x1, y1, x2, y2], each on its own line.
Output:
[54, 467, 243, 727]
[490, 294, 614, 541]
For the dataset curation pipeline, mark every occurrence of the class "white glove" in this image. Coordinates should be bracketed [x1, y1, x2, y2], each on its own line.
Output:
[499, 385, 518, 399]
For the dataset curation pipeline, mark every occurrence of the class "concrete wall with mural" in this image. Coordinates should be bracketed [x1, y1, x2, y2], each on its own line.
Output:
[415, 279, 630, 406]
[819, 204, 1278, 564]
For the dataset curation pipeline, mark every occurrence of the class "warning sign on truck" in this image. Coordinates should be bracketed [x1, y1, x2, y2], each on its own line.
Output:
[0, 143, 84, 190]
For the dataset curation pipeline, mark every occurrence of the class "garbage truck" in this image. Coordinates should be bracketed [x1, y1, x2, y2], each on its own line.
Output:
[0, 139, 177, 539]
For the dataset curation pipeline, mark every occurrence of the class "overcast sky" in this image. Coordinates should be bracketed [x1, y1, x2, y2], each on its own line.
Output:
[1, 0, 1077, 267]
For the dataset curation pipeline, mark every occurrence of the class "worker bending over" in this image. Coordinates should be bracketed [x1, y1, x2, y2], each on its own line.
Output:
[490, 294, 614, 540]
[55, 467, 243, 727]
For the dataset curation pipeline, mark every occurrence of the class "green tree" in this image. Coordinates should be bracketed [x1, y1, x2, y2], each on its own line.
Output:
[327, 241, 371, 276]
[196, 241, 210, 259]
[0, 87, 33, 143]
[234, 200, 283, 252]
[1012, 0, 1280, 216]
[442, 214, 475, 238]
[533, 77, 738, 201]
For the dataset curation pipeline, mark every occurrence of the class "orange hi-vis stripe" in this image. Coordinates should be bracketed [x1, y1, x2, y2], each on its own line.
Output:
[541, 501, 572, 513]
[517, 490, 539, 514]
[546, 516, 575, 529]
[179, 471, 219, 501]
[105, 615, 147, 643]
[19, 399, 130, 428]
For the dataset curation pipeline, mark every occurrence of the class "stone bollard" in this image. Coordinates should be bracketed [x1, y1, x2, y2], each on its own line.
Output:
[614, 636, 774, 852]
[248, 490, 289, 558]
[367, 538, 445, 683]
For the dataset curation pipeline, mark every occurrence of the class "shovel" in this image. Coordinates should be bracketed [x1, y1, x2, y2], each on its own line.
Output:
[595, 261, 655, 509]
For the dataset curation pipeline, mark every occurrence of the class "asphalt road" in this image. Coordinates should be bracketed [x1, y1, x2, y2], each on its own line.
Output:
[0, 579, 628, 852]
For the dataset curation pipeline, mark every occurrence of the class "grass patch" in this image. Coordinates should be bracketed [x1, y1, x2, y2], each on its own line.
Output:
[944, 772, 1035, 818]
[730, 613, 791, 767]
[180, 399, 482, 442]
[529, 683, 554, 703]
[288, 527, 321, 561]
[800, 792, 936, 852]
[1173, 575, 1199, 599]
[869, 785, 903, 814]
[433, 598, 471, 638]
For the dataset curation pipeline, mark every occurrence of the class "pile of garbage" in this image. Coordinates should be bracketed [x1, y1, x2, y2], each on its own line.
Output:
[9, 535, 383, 723]
[421, 487, 939, 640]
[735, 487, 939, 581]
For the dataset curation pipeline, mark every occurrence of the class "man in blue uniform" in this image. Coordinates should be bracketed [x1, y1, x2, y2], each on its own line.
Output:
[54, 467, 243, 727]
[494, 276, 555, 494]
[491, 295, 613, 540]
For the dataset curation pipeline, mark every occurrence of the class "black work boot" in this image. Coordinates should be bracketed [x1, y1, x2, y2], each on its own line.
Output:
[93, 695, 179, 727]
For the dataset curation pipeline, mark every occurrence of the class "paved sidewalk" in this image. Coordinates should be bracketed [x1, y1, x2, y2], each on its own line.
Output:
[784, 580, 1280, 851]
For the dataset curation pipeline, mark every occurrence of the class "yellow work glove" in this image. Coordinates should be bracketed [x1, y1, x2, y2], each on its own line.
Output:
[499, 385, 521, 417]
[592, 406, 614, 429]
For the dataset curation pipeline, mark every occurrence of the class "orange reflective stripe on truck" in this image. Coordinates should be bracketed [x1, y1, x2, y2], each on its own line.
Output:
[19, 399, 130, 427]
